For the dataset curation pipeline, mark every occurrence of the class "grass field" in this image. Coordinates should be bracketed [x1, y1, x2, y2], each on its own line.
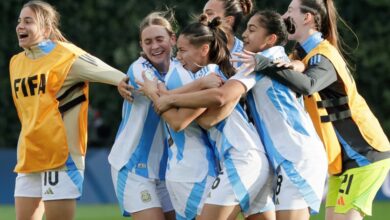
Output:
[1, 202, 389, 219]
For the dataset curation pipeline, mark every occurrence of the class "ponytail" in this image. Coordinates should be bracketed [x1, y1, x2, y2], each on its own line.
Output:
[181, 14, 235, 78]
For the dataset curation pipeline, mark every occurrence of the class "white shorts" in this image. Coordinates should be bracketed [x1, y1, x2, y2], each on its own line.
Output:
[274, 157, 327, 213]
[14, 169, 84, 201]
[166, 176, 215, 219]
[205, 148, 274, 216]
[111, 166, 173, 216]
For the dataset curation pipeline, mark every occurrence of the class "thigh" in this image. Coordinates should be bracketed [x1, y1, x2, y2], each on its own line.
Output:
[44, 199, 76, 220]
[15, 173, 44, 220]
[200, 203, 241, 220]
[15, 197, 44, 220]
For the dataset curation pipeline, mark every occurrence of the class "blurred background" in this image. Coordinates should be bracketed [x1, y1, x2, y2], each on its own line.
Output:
[1, 0, 389, 219]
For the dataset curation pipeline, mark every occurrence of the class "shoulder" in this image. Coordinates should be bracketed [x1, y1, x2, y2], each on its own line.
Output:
[56, 41, 86, 55]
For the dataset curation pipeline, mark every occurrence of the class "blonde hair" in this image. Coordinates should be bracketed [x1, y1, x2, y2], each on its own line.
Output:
[139, 10, 177, 39]
[23, 0, 68, 42]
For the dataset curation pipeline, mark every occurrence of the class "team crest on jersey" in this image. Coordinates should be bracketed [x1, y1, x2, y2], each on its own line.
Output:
[140, 190, 152, 203]
[137, 163, 147, 169]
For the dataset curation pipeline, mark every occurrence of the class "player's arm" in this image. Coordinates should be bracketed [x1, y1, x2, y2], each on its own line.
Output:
[253, 54, 338, 95]
[138, 74, 206, 131]
[166, 73, 223, 95]
[68, 53, 126, 86]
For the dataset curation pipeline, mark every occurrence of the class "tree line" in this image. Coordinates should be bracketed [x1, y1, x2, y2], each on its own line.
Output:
[0, 0, 388, 147]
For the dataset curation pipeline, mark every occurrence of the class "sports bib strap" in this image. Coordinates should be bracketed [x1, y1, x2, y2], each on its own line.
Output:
[320, 109, 352, 123]
[316, 96, 349, 108]
[57, 82, 87, 114]
[58, 94, 87, 114]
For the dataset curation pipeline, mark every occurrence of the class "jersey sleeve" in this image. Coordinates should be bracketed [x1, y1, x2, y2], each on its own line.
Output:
[230, 69, 257, 92]
[255, 53, 338, 95]
[68, 53, 126, 85]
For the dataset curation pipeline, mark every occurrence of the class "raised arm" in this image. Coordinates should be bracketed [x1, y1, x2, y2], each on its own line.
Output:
[68, 53, 126, 86]
[252, 54, 338, 95]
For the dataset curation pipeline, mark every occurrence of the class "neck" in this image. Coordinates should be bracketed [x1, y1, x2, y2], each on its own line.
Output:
[298, 28, 318, 44]
[227, 32, 235, 51]
[154, 60, 170, 74]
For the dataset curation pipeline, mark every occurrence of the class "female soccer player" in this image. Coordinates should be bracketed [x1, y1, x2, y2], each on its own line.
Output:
[108, 11, 176, 220]
[10, 1, 126, 220]
[140, 15, 274, 220]
[238, 1, 390, 219]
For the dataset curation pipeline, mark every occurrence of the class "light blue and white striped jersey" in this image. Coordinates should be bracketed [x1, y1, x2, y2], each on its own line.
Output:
[195, 64, 266, 164]
[108, 56, 172, 180]
[231, 37, 244, 69]
[231, 46, 324, 169]
[163, 60, 217, 182]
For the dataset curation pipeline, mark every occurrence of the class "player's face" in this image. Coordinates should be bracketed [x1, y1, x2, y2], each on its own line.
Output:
[282, 0, 305, 41]
[16, 7, 47, 49]
[203, 0, 225, 20]
[140, 25, 175, 70]
[176, 35, 208, 73]
[242, 15, 272, 53]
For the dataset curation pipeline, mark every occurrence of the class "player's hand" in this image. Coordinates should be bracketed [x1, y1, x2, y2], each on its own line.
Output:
[231, 50, 256, 76]
[200, 73, 223, 89]
[158, 83, 169, 96]
[118, 76, 134, 102]
[154, 95, 172, 114]
[136, 71, 159, 99]
[272, 59, 305, 72]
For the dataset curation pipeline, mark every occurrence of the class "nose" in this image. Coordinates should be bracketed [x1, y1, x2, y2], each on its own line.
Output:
[242, 30, 248, 39]
[281, 11, 288, 19]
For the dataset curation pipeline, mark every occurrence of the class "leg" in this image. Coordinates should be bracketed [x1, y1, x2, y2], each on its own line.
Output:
[246, 210, 276, 220]
[164, 210, 176, 220]
[15, 197, 44, 220]
[326, 207, 364, 220]
[276, 208, 310, 220]
[132, 207, 166, 220]
[199, 204, 241, 220]
[44, 199, 76, 220]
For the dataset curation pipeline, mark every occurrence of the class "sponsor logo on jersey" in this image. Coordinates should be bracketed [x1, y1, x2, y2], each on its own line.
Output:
[44, 187, 54, 195]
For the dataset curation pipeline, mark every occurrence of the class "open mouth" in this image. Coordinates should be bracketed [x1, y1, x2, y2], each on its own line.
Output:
[283, 17, 296, 34]
[18, 33, 28, 40]
[151, 50, 164, 56]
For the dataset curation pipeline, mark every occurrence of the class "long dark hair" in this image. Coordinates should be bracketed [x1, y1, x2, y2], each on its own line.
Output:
[180, 14, 235, 78]
[254, 10, 288, 46]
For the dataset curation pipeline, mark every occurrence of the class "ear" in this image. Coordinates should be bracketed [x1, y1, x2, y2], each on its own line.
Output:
[42, 26, 51, 39]
[266, 34, 278, 46]
[224, 15, 235, 28]
[201, 44, 210, 57]
[170, 34, 177, 46]
[303, 12, 313, 25]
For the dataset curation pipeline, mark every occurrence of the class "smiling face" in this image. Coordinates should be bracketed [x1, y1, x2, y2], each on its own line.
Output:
[242, 14, 273, 53]
[16, 6, 48, 49]
[140, 25, 175, 72]
[282, 0, 306, 41]
[176, 35, 209, 73]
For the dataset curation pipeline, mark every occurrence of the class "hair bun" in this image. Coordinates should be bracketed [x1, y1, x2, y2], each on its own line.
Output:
[208, 17, 222, 29]
[198, 14, 209, 25]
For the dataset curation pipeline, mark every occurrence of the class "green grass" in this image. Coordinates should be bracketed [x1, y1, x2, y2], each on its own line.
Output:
[1, 202, 389, 219]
